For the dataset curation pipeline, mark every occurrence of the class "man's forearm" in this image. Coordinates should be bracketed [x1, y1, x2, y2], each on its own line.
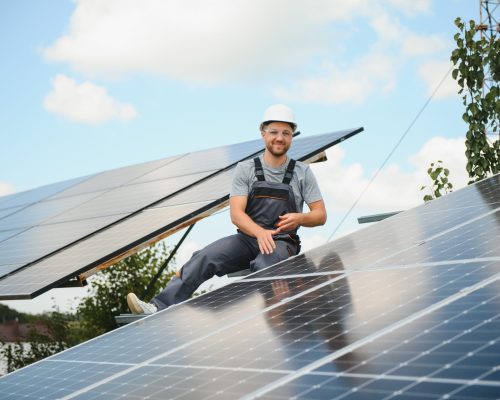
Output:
[275, 201, 327, 232]
[299, 208, 327, 227]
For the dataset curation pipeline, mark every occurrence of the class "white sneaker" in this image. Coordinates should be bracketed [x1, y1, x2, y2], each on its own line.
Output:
[127, 293, 158, 315]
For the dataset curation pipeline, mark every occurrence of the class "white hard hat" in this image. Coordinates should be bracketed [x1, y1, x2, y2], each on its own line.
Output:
[261, 104, 297, 129]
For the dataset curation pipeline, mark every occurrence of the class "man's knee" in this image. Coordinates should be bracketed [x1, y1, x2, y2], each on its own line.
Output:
[250, 242, 295, 272]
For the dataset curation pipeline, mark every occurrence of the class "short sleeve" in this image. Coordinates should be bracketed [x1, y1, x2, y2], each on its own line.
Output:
[302, 165, 323, 205]
[230, 162, 251, 197]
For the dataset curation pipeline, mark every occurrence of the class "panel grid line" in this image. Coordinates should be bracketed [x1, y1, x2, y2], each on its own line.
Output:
[368, 206, 500, 269]
[55, 274, 349, 400]
[240, 272, 500, 399]
[313, 372, 500, 389]
[238, 206, 500, 282]
[243, 256, 500, 281]
[43, 360, 500, 388]
[294, 292, 500, 399]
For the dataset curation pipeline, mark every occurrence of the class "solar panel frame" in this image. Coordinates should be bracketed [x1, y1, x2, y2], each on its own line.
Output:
[0, 129, 363, 299]
[0, 201, 214, 299]
[260, 280, 500, 399]
[0, 172, 499, 399]
[0, 137, 267, 282]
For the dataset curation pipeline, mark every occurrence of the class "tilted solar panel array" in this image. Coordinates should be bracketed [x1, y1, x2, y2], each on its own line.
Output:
[0, 171, 498, 398]
[0, 128, 362, 299]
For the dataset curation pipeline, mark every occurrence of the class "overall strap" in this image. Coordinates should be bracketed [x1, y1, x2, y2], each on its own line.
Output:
[253, 157, 265, 181]
[282, 159, 296, 184]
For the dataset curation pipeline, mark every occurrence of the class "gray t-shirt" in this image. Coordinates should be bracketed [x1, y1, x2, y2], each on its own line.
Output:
[230, 155, 323, 212]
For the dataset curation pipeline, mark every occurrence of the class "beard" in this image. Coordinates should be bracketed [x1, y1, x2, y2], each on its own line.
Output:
[266, 141, 290, 157]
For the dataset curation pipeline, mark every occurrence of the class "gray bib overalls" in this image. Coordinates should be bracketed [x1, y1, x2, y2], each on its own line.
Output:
[152, 158, 301, 310]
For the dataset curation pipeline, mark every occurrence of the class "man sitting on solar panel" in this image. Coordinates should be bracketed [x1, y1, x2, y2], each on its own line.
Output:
[127, 104, 327, 314]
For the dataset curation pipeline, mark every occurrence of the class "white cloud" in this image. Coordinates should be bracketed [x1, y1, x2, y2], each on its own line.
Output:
[311, 136, 468, 213]
[42, 0, 333, 84]
[387, 0, 431, 15]
[43, 74, 138, 124]
[371, 13, 447, 57]
[402, 33, 448, 56]
[418, 60, 460, 99]
[274, 51, 397, 104]
[409, 136, 469, 189]
[275, 7, 450, 104]
[0, 182, 15, 197]
[370, 12, 403, 42]
[42, 0, 438, 87]
[42, 0, 448, 103]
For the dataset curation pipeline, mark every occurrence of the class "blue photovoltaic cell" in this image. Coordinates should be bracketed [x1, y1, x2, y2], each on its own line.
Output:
[0, 191, 105, 231]
[131, 139, 265, 184]
[0, 214, 123, 267]
[0, 264, 23, 278]
[0, 201, 213, 298]
[5, 136, 500, 400]
[49, 154, 183, 200]
[0, 229, 25, 244]
[0, 359, 130, 400]
[47, 170, 215, 223]
[0, 169, 496, 398]
[0, 129, 362, 299]
[1, 258, 498, 398]
[0, 134, 280, 284]
[245, 174, 500, 278]
[0, 175, 91, 211]
[263, 282, 500, 399]
[0, 206, 24, 220]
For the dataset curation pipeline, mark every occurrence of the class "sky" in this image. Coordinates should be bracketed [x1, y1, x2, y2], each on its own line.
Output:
[0, 0, 480, 314]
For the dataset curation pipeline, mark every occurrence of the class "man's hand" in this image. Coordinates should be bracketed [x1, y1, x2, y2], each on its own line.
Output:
[271, 280, 291, 300]
[255, 227, 278, 254]
[275, 213, 303, 232]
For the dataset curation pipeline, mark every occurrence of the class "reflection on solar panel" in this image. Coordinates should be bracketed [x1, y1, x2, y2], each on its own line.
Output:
[0, 128, 362, 299]
[0, 170, 498, 398]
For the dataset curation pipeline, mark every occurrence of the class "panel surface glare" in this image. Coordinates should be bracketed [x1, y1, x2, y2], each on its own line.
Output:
[0, 129, 362, 299]
[263, 282, 500, 399]
[246, 175, 500, 279]
[0, 176, 498, 400]
[0, 175, 90, 212]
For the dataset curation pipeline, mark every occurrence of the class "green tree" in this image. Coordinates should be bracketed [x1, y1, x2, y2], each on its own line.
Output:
[1, 311, 78, 373]
[0, 242, 176, 372]
[451, 18, 500, 182]
[0, 304, 31, 323]
[76, 242, 175, 339]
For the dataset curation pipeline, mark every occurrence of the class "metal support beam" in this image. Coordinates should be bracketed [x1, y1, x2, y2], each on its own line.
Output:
[357, 211, 401, 224]
[141, 223, 195, 299]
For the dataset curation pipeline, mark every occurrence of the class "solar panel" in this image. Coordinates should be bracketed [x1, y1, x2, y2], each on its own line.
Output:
[0, 168, 498, 397]
[0, 129, 362, 299]
[0, 137, 272, 278]
[0, 175, 90, 211]
[261, 283, 500, 399]
[0, 139, 267, 277]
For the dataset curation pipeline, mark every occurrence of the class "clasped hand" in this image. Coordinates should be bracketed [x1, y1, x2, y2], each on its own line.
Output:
[255, 213, 301, 255]
[275, 213, 302, 233]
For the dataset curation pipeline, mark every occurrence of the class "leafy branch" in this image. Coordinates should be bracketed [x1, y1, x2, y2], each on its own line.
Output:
[450, 17, 500, 182]
[421, 160, 454, 202]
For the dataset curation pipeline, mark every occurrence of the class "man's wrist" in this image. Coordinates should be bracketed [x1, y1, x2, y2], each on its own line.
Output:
[298, 212, 305, 227]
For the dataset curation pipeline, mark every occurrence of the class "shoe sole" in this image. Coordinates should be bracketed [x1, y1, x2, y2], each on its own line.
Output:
[127, 293, 143, 314]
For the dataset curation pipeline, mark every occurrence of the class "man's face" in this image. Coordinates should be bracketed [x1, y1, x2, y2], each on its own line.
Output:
[261, 122, 293, 157]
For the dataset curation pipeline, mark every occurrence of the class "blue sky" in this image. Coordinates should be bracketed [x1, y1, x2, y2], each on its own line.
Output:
[0, 0, 479, 313]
